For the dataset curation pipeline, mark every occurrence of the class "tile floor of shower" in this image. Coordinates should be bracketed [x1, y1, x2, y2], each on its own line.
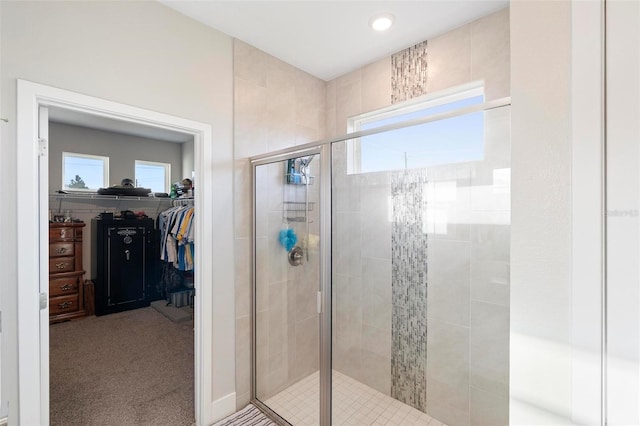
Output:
[264, 370, 447, 426]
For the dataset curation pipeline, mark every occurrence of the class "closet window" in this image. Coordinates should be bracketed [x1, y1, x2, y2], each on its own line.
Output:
[62, 152, 109, 192]
[135, 160, 170, 193]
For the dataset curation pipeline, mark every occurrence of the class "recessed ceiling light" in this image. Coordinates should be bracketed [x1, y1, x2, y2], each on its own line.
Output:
[369, 13, 395, 32]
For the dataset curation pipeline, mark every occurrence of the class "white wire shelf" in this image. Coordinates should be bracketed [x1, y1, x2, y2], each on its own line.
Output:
[49, 192, 173, 215]
[283, 201, 315, 222]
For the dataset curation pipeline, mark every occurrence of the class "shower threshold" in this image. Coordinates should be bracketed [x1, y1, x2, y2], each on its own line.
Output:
[263, 370, 447, 426]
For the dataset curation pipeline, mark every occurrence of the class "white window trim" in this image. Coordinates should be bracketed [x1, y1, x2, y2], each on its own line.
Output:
[135, 159, 171, 193]
[346, 81, 485, 174]
[61, 151, 109, 192]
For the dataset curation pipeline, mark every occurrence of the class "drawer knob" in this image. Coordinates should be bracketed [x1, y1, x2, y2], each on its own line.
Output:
[55, 247, 67, 254]
[60, 283, 73, 291]
[55, 262, 67, 270]
[58, 301, 72, 309]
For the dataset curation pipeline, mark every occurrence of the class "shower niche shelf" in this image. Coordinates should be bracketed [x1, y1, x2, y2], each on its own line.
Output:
[283, 201, 314, 223]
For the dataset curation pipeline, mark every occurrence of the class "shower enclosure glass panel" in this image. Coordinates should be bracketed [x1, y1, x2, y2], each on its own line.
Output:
[253, 152, 321, 425]
[331, 105, 511, 426]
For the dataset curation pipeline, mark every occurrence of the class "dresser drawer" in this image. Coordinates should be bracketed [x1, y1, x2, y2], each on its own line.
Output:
[49, 227, 76, 241]
[49, 242, 74, 258]
[49, 294, 79, 315]
[49, 275, 80, 297]
[49, 257, 75, 273]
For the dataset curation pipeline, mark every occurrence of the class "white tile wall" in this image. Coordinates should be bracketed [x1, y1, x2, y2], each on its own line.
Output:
[234, 40, 326, 406]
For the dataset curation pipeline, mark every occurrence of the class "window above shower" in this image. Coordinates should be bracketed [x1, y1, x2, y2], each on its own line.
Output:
[346, 82, 485, 174]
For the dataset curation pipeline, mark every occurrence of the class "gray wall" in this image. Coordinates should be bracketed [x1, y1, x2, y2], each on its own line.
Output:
[0, 1, 234, 422]
[182, 140, 195, 183]
[49, 122, 184, 193]
[49, 121, 189, 281]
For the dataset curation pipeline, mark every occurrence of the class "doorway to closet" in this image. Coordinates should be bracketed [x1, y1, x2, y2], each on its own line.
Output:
[46, 107, 197, 425]
[16, 80, 215, 426]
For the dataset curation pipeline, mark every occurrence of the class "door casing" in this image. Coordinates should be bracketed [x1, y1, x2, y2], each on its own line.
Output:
[16, 79, 215, 425]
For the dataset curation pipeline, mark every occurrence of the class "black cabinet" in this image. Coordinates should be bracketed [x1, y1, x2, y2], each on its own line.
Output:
[92, 217, 155, 316]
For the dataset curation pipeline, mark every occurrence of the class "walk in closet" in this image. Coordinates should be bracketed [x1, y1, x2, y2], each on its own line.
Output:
[46, 109, 197, 425]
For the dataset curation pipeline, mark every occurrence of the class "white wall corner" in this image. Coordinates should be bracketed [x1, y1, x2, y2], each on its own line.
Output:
[510, 0, 574, 424]
[571, 0, 604, 425]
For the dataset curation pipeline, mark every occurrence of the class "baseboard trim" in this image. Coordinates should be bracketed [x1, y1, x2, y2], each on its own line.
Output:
[211, 392, 237, 423]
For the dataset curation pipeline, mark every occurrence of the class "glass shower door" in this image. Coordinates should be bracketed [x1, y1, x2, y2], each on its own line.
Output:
[253, 152, 322, 425]
[331, 104, 511, 426]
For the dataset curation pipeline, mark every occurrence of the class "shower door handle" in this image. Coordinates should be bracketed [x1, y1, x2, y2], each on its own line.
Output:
[125, 249, 130, 261]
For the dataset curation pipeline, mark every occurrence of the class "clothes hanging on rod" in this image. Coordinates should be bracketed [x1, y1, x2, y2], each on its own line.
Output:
[158, 203, 194, 271]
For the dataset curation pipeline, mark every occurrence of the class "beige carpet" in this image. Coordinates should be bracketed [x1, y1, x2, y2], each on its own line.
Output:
[50, 307, 194, 426]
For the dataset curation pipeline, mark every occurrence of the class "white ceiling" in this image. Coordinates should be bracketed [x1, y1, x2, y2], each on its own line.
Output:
[49, 107, 194, 143]
[50, 1, 508, 140]
[160, 0, 509, 81]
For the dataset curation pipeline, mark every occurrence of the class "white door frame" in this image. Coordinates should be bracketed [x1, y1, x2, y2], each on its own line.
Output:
[16, 79, 214, 425]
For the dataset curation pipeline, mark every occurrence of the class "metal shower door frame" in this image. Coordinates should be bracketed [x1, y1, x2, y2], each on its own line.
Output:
[250, 145, 332, 425]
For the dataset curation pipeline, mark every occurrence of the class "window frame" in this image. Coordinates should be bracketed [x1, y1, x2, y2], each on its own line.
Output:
[61, 151, 109, 192]
[346, 81, 485, 174]
[134, 159, 171, 193]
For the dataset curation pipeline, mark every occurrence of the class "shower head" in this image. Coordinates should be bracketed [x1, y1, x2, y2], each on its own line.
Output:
[298, 156, 314, 168]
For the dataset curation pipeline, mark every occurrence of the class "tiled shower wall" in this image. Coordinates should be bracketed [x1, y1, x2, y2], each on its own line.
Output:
[329, 7, 510, 426]
[325, 7, 510, 138]
[233, 6, 510, 420]
[425, 107, 511, 426]
[253, 160, 321, 401]
[331, 110, 510, 426]
[233, 39, 326, 408]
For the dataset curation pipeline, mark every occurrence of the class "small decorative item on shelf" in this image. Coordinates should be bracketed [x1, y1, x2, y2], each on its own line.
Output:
[171, 178, 193, 198]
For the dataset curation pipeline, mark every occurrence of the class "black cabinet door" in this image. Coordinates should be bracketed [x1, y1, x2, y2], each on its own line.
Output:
[93, 217, 154, 316]
[107, 226, 147, 306]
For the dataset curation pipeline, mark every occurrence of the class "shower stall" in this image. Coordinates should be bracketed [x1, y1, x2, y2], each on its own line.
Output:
[251, 98, 511, 426]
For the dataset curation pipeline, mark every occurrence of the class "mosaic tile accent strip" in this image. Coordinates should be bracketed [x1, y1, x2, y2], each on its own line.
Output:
[391, 40, 428, 104]
[390, 169, 428, 412]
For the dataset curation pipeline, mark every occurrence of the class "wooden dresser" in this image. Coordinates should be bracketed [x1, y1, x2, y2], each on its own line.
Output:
[49, 222, 86, 323]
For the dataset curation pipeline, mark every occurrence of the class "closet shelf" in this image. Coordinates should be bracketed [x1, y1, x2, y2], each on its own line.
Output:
[50, 193, 173, 216]
[50, 193, 172, 202]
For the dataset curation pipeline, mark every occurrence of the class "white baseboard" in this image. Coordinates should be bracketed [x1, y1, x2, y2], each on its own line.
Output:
[210, 392, 237, 424]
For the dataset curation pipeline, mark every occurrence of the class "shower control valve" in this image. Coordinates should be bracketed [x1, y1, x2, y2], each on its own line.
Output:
[288, 246, 304, 266]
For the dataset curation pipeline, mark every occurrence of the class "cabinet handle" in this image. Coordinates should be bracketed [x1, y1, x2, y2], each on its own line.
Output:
[55, 262, 67, 270]
[55, 247, 67, 254]
[58, 301, 72, 309]
[60, 283, 73, 291]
